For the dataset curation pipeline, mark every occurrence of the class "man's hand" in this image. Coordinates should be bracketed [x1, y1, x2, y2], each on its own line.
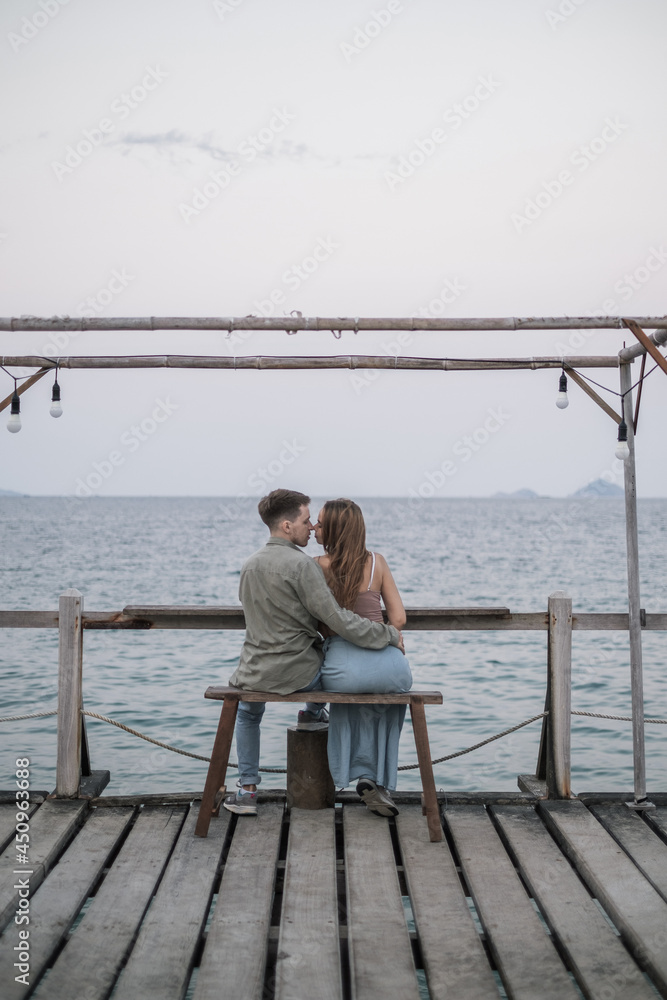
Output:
[397, 631, 405, 654]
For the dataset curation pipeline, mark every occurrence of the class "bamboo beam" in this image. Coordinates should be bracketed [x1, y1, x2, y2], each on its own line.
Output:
[0, 367, 50, 413]
[564, 367, 622, 424]
[0, 354, 621, 371]
[1, 315, 667, 333]
[622, 319, 667, 378]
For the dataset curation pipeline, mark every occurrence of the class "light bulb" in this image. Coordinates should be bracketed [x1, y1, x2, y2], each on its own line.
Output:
[50, 379, 62, 417]
[615, 418, 629, 461]
[6, 390, 21, 433]
[556, 372, 569, 409]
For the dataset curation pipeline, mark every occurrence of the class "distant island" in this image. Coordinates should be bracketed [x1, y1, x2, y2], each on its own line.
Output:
[492, 479, 624, 499]
[570, 479, 624, 498]
[493, 489, 542, 499]
[0, 488, 26, 497]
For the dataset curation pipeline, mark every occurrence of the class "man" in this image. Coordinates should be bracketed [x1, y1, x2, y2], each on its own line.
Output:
[223, 488, 403, 816]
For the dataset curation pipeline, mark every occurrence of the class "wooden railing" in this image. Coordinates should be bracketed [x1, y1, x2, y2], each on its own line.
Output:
[3, 593, 666, 800]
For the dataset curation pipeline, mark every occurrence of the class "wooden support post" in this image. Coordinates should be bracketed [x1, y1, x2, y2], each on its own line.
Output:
[195, 696, 239, 837]
[56, 589, 84, 797]
[619, 361, 649, 806]
[286, 727, 335, 809]
[409, 698, 442, 842]
[546, 592, 572, 799]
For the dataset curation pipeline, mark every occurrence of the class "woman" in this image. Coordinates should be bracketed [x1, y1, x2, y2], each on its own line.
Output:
[313, 498, 412, 817]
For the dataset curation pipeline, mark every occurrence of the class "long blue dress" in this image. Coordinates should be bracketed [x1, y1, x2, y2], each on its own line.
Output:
[320, 575, 412, 790]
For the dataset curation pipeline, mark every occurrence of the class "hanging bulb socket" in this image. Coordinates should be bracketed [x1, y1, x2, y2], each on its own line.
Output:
[50, 378, 63, 418]
[555, 371, 569, 409]
[615, 418, 630, 461]
[6, 389, 21, 433]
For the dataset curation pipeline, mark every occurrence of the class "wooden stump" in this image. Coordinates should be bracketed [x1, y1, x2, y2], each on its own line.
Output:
[286, 727, 335, 809]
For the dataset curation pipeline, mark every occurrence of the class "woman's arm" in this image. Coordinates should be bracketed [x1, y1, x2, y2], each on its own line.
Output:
[376, 553, 407, 629]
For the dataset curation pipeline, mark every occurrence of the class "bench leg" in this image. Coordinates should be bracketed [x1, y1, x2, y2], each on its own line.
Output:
[195, 697, 239, 838]
[409, 700, 442, 842]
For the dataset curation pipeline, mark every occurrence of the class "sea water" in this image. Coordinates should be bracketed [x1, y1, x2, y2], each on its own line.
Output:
[1, 496, 665, 794]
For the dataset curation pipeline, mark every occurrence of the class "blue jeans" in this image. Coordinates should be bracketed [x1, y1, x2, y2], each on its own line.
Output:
[235, 671, 323, 786]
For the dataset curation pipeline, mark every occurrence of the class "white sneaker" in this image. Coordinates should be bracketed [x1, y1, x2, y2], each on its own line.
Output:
[356, 779, 399, 817]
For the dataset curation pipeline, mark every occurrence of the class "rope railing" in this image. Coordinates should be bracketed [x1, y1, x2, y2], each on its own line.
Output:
[2, 706, 665, 774]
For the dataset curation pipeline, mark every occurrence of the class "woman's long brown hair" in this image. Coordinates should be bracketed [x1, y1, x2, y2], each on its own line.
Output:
[320, 499, 369, 610]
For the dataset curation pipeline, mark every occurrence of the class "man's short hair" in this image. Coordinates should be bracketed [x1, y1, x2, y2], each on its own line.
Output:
[258, 489, 311, 530]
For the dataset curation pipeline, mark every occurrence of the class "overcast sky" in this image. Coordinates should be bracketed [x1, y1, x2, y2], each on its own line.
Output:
[1, 0, 666, 499]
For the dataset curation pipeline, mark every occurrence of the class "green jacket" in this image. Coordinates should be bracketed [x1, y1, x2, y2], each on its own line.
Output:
[229, 537, 400, 694]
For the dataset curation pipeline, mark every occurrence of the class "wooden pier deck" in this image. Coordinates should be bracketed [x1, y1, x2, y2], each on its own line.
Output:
[1, 792, 667, 999]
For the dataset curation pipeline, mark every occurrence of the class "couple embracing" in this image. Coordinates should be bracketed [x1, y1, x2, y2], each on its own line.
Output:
[224, 488, 412, 818]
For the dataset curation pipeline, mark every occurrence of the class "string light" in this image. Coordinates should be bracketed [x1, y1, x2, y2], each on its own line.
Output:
[50, 365, 63, 418]
[555, 371, 569, 409]
[615, 416, 630, 461]
[6, 381, 21, 433]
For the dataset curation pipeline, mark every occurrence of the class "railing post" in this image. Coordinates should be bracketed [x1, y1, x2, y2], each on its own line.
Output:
[546, 591, 572, 799]
[56, 588, 84, 797]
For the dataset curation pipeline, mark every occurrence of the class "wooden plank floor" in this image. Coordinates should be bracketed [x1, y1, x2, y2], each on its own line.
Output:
[1, 793, 666, 999]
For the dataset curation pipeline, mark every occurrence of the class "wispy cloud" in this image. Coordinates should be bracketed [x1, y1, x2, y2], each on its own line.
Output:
[109, 128, 391, 172]
[111, 128, 311, 166]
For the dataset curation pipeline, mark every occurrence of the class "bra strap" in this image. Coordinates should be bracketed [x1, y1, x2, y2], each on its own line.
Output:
[368, 551, 376, 590]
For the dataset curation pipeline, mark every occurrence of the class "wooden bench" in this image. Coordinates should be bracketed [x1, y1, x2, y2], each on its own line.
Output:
[195, 687, 444, 842]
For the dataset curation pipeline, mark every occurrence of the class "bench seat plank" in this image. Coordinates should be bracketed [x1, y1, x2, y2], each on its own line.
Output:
[204, 686, 443, 705]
